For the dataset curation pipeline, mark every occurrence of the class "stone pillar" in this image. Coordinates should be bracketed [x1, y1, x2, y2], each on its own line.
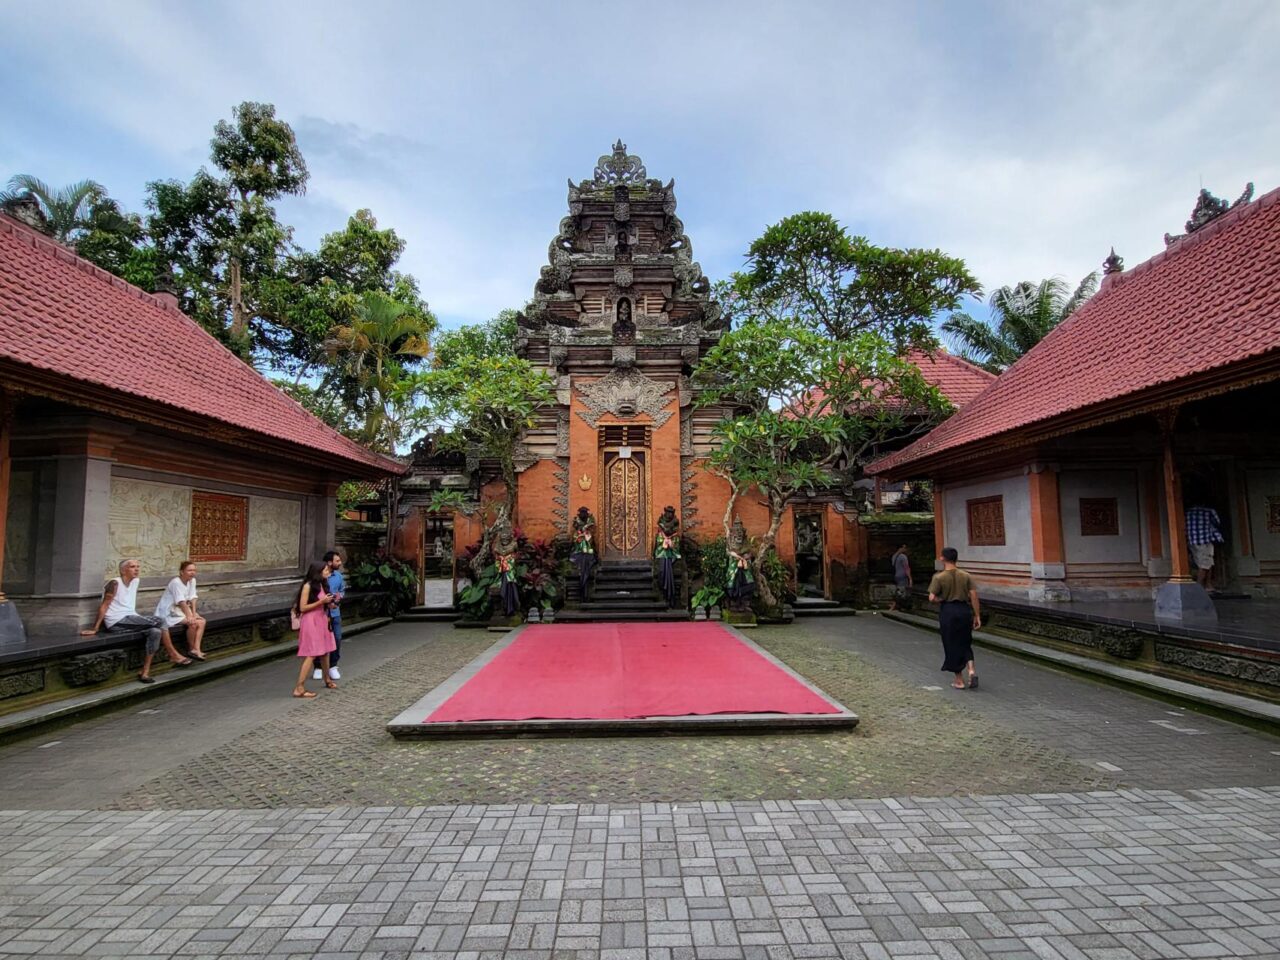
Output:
[0, 385, 25, 644]
[1027, 464, 1069, 601]
[1154, 410, 1215, 620]
[932, 481, 946, 570]
[50, 455, 115, 596]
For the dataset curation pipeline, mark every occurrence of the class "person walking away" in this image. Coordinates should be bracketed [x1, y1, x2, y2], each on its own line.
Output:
[928, 547, 980, 690]
[155, 560, 207, 659]
[890, 544, 913, 611]
[293, 561, 337, 698]
[1185, 500, 1225, 592]
[81, 559, 192, 683]
[314, 550, 345, 681]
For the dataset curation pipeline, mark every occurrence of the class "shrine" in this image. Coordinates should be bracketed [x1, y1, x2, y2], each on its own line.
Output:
[394, 143, 992, 613]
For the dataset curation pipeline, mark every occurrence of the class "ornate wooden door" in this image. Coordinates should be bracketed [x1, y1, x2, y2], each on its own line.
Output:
[602, 450, 648, 559]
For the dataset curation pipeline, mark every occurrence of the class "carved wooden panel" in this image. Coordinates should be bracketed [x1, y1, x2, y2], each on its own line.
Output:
[607, 457, 642, 555]
[1268, 496, 1280, 534]
[189, 491, 248, 561]
[966, 496, 1005, 547]
[1079, 497, 1120, 537]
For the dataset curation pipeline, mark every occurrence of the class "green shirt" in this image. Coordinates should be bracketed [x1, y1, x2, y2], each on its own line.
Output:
[928, 567, 974, 603]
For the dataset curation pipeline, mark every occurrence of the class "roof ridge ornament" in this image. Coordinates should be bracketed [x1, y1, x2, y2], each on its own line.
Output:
[593, 140, 647, 185]
[1102, 247, 1124, 275]
[1164, 182, 1254, 246]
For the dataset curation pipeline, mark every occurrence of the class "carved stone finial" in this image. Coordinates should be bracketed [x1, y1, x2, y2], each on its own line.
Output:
[1167, 182, 1256, 245]
[1102, 247, 1124, 276]
[593, 140, 647, 185]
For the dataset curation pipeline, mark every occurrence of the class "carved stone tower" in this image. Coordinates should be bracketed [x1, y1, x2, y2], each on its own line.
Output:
[512, 141, 727, 558]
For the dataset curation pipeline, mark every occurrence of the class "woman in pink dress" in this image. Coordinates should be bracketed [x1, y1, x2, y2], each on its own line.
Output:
[292, 561, 338, 698]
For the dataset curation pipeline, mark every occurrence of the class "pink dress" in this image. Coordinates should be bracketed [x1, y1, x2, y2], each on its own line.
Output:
[297, 589, 337, 658]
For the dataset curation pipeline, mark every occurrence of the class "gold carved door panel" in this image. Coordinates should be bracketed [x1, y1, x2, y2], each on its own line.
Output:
[603, 451, 647, 559]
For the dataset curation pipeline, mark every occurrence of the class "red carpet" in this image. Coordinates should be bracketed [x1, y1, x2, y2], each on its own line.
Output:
[425, 622, 840, 722]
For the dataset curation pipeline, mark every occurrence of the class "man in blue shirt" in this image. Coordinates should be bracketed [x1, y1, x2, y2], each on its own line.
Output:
[314, 549, 346, 681]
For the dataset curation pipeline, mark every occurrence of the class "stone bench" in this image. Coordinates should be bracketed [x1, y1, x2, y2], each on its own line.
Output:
[0, 592, 386, 715]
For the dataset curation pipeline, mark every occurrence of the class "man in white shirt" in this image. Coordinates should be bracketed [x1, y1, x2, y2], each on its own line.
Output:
[81, 559, 192, 683]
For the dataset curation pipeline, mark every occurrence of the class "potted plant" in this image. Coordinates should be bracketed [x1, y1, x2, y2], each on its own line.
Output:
[541, 601, 555, 624]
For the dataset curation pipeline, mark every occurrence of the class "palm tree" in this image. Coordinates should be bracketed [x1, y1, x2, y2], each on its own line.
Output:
[0, 175, 104, 242]
[323, 290, 432, 452]
[941, 273, 1098, 372]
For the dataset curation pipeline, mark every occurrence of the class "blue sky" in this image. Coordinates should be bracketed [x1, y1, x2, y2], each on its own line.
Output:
[3, 0, 1278, 335]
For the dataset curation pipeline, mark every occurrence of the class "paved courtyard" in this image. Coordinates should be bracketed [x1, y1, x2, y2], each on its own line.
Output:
[1, 616, 1278, 958]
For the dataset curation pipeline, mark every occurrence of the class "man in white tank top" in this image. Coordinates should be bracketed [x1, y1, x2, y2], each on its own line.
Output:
[81, 559, 193, 683]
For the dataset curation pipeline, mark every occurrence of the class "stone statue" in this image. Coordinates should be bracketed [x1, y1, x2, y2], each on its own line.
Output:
[571, 506, 597, 599]
[654, 506, 681, 608]
[492, 520, 519, 617]
[726, 517, 756, 612]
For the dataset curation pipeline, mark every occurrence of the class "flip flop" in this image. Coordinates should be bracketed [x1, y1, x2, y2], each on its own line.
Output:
[172, 658, 193, 668]
[138, 675, 155, 684]
[292, 690, 317, 699]
[188, 652, 207, 662]
[969, 676, 979, 689]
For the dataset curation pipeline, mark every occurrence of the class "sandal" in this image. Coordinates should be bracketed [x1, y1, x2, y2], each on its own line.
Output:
[951, 681, 966, 689]
[292, 689, 317, 699]
[172, 658, 193, 668]
[188, 652, 207, 662]
[324, 680, 338, 690]
[969, 675, 979, 689]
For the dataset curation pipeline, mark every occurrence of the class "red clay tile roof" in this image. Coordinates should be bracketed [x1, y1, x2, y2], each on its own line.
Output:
[0, 214, 404, 477]
[795, 347, 995, 419]
[872, 184, 1280, 478]
[902, 347, 996, 408]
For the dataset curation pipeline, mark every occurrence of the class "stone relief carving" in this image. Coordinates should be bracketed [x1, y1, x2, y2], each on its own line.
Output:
[1156, 643, 1280, 687]
[552, 458, 570, 536]
[555, 409, 570, 457]
[593, 139, 647, 185]
[574, 368, 675, 429]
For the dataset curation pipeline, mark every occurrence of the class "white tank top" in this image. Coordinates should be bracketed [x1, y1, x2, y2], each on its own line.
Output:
[104, 576, 139, 627]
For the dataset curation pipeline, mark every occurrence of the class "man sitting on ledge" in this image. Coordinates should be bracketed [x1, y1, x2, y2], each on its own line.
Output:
[81, 559, 193, 683]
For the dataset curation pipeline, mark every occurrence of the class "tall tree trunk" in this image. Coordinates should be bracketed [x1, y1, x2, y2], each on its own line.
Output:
[753, 502, 786, 610]
[229, 256, 246, 339]
[720, 477, 739, 539]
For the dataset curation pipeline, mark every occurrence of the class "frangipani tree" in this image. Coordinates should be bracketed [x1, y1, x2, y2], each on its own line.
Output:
[694, 319, 949, 608]
[419, 352, 556, 569]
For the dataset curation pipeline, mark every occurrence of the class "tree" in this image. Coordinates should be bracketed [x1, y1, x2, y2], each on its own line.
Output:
[272, 209, 434, 377]
[322, 290, 433, 453]
[211, 101, 309, 343]
[941, 273, 1098, 372]
[431, 309, 519, 368]
[74, 192, 161, 289]
[733, 211, 980, 346]
[0, 175, 102, 242]
[419, 352, 555, 564]
[694, 320, 948, 608]
[145, 102, 307, 357]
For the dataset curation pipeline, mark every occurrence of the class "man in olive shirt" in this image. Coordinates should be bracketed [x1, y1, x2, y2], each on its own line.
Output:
[928, 547, 980, 689]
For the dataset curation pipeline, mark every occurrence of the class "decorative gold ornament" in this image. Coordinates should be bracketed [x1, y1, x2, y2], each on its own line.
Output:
[578, 474, 593, 491]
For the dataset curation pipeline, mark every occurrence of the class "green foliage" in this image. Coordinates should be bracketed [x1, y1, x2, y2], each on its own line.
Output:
[698, 537, 730, 594]
[321, 289, 434, 452]
[899, 480, 934, 511]
[941, 273, 1098, 372]
[753, 549, 795, 612]
[733, 211, 980, 345]
[347, 552, 417, 615]
[1, 175, 103, 242]
[432, 309, 519, 367]
[691, 584, 725, 610]
[425, 489, 476, 516]
[334, 480, 368, 518]
[419, 352, 556, 513]
[455, 531, 565, 620]
[272, 379, 362, 438]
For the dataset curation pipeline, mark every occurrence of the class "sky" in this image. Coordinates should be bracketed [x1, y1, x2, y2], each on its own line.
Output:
[2, 0, 1278, 336]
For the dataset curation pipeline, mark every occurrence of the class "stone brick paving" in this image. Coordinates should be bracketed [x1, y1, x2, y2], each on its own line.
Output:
[104, 627, 1116, 809]
[2, 788, 1279, 959]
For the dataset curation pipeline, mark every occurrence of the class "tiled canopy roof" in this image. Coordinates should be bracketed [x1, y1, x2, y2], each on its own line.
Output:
[0, 214, 404, 477]
[871, 184, 1280, 478]
[902, 347, 996, 408]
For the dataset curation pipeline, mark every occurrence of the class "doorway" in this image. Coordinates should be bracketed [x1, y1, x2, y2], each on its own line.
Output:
[794, 511, 825, 597]
[599, 425, 651, 561]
